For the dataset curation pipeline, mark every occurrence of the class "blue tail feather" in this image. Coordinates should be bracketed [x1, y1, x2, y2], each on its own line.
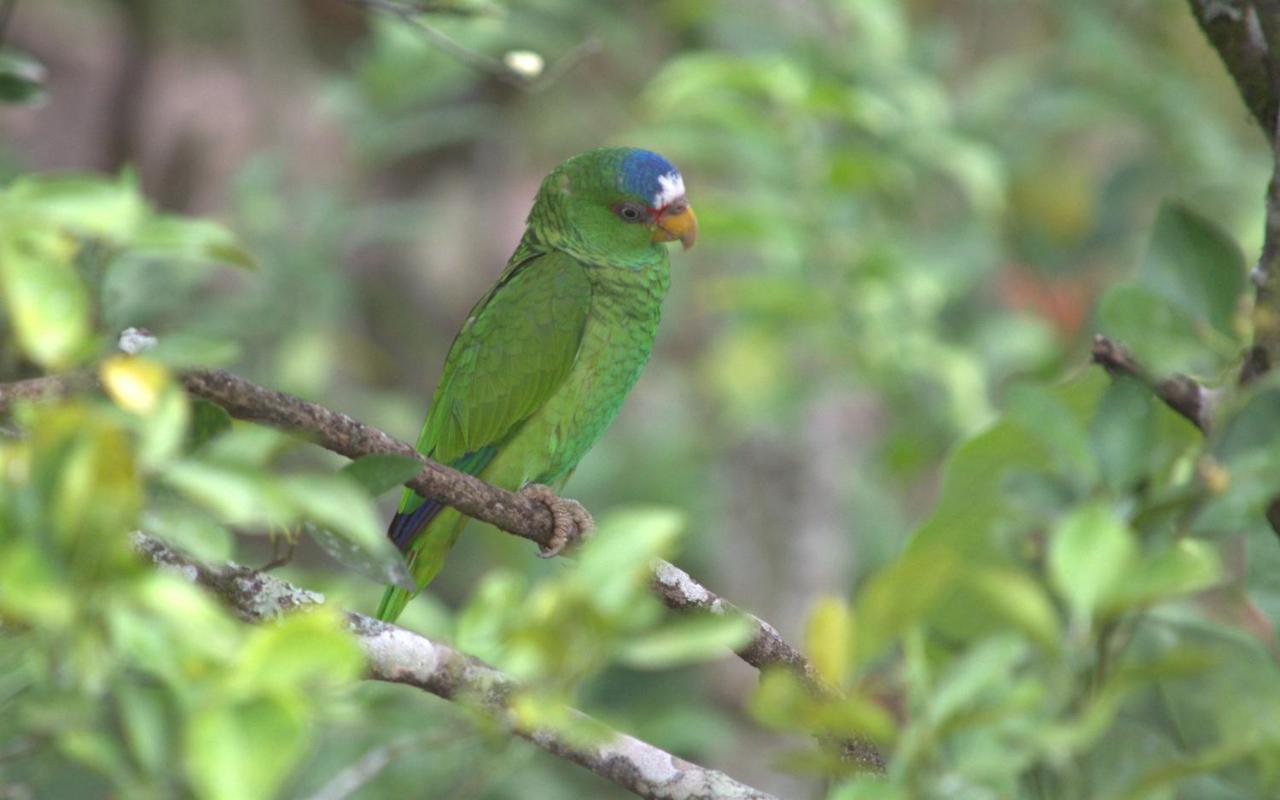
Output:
[386, 445, 497, 553]
[388, 500, 443, 552]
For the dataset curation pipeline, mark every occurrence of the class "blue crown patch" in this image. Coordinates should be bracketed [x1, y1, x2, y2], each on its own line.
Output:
[619, 149, 682, 207]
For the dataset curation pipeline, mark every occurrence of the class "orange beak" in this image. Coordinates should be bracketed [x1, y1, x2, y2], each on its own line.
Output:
[652, 203, 698, 250]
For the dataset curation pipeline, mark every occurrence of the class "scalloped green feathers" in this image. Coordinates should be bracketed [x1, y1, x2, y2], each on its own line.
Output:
[376, 148, 694, 622]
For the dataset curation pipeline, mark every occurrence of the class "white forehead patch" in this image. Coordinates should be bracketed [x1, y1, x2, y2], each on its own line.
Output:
[652, 171, 685, 209]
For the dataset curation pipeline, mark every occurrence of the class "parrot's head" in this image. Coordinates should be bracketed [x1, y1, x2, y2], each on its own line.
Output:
[530, 147, 698, 265]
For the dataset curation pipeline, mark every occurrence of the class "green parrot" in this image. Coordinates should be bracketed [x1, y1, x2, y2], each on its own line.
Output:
[376, 147, 697, 622]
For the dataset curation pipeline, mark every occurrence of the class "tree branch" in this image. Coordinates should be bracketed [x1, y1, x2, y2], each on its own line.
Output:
[1186, 0, 1276, 132]
[0, 368, 884, 770]
[651, 562, 886, 770]
[132, 533, 778, 800]
[1186, 1, 1280, 379]
[178, 369, 562, 550]
[345, 0, 600, 92]
[348, 0, 506, 18]
[1089, 335, 1219, 432]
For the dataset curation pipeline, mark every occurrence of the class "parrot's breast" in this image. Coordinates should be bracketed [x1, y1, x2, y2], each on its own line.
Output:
[515, 258, 670, 485]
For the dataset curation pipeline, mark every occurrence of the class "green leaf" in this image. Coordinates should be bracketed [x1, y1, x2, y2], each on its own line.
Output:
[199, 425, 293, 467]
[617, 613, 754, 669]
[3, 172, 147, 241]
[32, 407, 142, 549]
[149, 333, 242, 369]
[454, 570, 526, 664]
[100, 357, 191, 468]
[162, 461, 293, 528]
[574, 508, 684, 614]
[279, 474, 383, 551]
[1112, 540, 1222, 609]
[857, 545, 959, 660]
[304, 522, 414, 590]
[750, 669, 895, 742]
[280, 475, 413, 589]
[1091, 375, 1156, 491]
[131, 573, 241, 660]
[185, 696, 307, 800]
[0, 536, 77, 626]
[137, 385, 191, 469]
[910, 371, 1107, 567]
[58, 729, 136, 790]
[750, 668, 816, 732]
[1248, 508, 1280, 626]
[339, 452, 423, 496]
[133, 216, 257, 269]
[1048, 503, 1137, 623]
[0, 228, 92, 368]
[116, 683, 170, 777]
[0, 47, 47, 105]
[907, 419, 1046, 558]
[809, 693, 898, 743]
[140, 502, 234, 563]
[830, 779, 910, 800]
[925, 636, 1027, 727]
[1194, 388, 1280, 534]
[188, 399, 233, 451]
[1007, 382, 1096, 482]
[1097, 283, 1227, 376]
[1213, 385, 1280, 460]
[1138, 202, 1245, 338]
[964, 567, 1062, 649]
[233, 609, 363, 692]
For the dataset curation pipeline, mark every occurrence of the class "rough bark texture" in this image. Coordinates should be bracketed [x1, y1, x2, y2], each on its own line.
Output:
[1183, 2, 1280, 540]
[0, 368, 886, 771]
[1186, 0, 1276, 132]
[179, 369, 560, 549]
[1090, 335, 1218, 432]
[651, 561, 884, 771]
[133, 534, 779, 800]
[1186, 1, 1280, 379]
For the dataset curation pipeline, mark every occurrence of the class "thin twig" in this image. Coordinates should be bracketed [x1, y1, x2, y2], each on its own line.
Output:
[0, 0, 17, 45]
[305, 733, 452, 800]
[133, 533, 780, 800]
[0, 367, 885, 771]
[1186, 1, 1280, 379]
[352, 0, 521, 85]
[0, 735, 43, 764]
[651, 563, 885, 771]
[525, 36, 602, 94]
[1089, 335, 1219, 432]
[0, 372, 95, 409]
[1188, 1, 1280, 532]
[345, 0, 597, 91]
[352, 0, 505, 17]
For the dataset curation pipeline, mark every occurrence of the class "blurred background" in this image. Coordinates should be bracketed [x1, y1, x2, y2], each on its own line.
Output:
[2, 0, 1270, 796]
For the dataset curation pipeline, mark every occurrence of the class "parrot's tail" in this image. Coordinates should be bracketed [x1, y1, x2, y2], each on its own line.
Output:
[375, 583, 414, 622]
[374, 508, 468, 623]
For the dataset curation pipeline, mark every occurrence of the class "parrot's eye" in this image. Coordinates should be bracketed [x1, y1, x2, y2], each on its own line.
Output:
[615, 202, 647, 222]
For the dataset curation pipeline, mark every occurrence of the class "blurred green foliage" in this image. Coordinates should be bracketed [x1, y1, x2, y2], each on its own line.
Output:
[4, 0, 1280, 798]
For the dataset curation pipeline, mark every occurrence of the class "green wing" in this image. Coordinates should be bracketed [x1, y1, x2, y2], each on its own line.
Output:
[388, 248, 592, 550]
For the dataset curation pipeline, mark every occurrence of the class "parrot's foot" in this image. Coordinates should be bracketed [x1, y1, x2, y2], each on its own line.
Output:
[259, 535, 296, 572]
[519, 483, 594, 558]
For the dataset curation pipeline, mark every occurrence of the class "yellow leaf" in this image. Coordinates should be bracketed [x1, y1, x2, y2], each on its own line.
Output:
[100, 355, 171, 414]
[806, 595, 855, 687]
[0, 228, 90, 369]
